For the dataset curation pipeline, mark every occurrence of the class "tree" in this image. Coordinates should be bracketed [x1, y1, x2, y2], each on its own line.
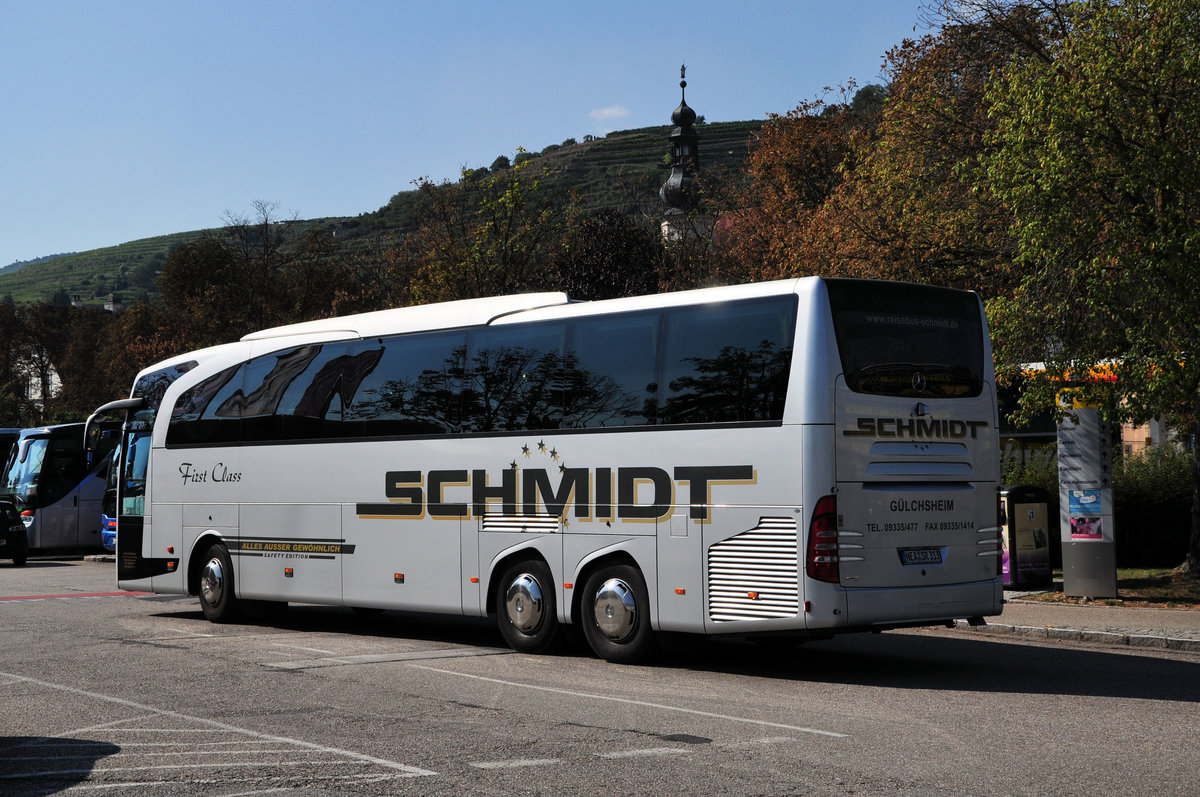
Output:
[44, 305, 116, 419]
[0, 299, 33, 426]
[155, 235, 243, 348]
[716, 93, 864, 283]
[557, 208, 664, 300]
[805, 9, 1063, 294]
[401, 157, 567, 303]
[96, 299, 189, 405]
[155, 200, 352, 349]
[981, 0, 1200, 571]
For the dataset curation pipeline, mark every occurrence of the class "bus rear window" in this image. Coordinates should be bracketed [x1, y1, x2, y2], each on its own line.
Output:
[826, 279, 985, 398]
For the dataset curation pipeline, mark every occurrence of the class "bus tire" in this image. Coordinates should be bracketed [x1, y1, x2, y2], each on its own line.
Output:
[198, 543, 242, 623]
[496, 559, 558, 654]
[580, 563, 655, 664]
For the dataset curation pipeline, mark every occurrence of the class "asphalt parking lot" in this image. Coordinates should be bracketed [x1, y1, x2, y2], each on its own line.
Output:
[3, 558, 1198, 796]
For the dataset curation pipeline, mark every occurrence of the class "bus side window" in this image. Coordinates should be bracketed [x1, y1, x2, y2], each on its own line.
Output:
[465, 322, 565, 433]
[167, 366, 241, 446]
[344, 331, 467, 438]
[563, 311, 659, 428]
[659, 297, 796, 424]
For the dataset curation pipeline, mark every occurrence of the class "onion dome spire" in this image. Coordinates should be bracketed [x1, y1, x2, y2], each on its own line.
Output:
[660, 64, 701, 212]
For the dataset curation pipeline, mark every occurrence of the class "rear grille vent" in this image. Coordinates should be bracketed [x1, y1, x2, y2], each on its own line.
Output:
[708, 517, 800, 622]
[480, 514, 560, 534]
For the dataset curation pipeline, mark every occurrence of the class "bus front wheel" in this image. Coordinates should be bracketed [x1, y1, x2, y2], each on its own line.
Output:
[496, 559, 558, 653]
[198, 543, 242, 623]
[580, 563, 655, 664]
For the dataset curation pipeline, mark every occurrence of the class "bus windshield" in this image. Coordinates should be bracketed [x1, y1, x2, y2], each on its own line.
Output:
[2, 436, 49, 505]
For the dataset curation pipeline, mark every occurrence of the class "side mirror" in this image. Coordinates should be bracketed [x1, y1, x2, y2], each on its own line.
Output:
[84, 397, 145, 452]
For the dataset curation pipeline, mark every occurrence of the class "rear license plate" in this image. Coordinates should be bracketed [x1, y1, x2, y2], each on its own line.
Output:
[899, 547, 942, 565]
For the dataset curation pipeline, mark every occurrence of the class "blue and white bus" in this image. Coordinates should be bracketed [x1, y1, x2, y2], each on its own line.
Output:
[90, 278, 1003, 662]
[1, 423, 118, 553]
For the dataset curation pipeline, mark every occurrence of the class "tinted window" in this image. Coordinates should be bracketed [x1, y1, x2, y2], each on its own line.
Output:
[659, 296, 796, 423]
[232, 346, 326, 442]
[164, 294, 801, 446]
[268, 342, 381, 440]
[465, 322, 565, 432]
[133, 361, 197, 414]
[826, 279, 985, 398]
[39, 432, 89, 507]
[167, 366, 240, 445]
[345, 331, 467, 437]
[563, 311, 659, 428]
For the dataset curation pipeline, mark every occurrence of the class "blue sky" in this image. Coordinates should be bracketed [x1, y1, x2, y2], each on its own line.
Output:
[0, 0, 932, 267]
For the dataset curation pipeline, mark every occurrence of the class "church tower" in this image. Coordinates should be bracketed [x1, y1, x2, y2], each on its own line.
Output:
[660, 66, 702, 240]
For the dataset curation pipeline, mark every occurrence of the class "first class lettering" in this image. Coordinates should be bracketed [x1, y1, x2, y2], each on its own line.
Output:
[844, 417, 989, 439]
[179, 462, 242, 485]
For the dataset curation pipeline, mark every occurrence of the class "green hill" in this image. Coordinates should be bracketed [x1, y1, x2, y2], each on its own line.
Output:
[1, 120, 763, 305]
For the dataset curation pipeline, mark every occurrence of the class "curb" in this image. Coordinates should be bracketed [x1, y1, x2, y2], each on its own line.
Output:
[952, 618, 1200, 652]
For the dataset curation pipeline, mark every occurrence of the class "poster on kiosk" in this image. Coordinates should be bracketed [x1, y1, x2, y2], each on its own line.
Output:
[1056, 390, 1118, 597]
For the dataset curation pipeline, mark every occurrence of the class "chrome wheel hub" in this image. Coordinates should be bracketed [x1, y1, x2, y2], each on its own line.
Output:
[505, 574, 544, 633]
[592, 578, 636, 641]
[201, 557, 225, 607]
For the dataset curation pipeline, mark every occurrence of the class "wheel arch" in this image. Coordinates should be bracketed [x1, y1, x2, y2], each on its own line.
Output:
[568, 549, 642, 629]
[187, 532, 229, 596]
[484, 544, 553, 617]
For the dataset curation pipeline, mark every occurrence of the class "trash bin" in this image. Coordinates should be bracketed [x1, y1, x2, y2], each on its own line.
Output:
[1001, 485, 1053, 588]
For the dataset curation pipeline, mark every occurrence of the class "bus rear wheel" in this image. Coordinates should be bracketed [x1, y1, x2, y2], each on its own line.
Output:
[496, 559, 558, 653]
[198, 543, 242, 623]
[580, 563, 655, 664]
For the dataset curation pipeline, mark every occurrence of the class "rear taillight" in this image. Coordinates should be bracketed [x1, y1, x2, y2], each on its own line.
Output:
[806, 495, 840, 584]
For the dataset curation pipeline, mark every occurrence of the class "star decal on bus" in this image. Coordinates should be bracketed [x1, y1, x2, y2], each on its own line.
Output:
[518, 440, 568, 471]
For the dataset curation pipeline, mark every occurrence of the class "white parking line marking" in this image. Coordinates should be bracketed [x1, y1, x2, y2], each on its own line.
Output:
[720, 736, 800, 748]
[409, 664, 848, 739]
[160, 627, 215, 638]
[8, 760, 356, 777]
[265, 646, 509, 670]
[599, 747, 694, 759]
[0, 748, 322, 761]
[0, 670, 436, 777]
[269, 643, 338, 654]
[105, 740, 279, 748]
[57, 771, 408, 794]
[469, 758, 561, 769]
[59, 780, 180, 791]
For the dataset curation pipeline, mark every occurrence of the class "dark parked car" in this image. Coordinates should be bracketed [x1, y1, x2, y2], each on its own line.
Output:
[0, 499, 27, 566]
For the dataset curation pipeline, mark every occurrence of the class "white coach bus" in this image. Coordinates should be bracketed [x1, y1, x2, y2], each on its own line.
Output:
[89, 277, 1003, 663]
